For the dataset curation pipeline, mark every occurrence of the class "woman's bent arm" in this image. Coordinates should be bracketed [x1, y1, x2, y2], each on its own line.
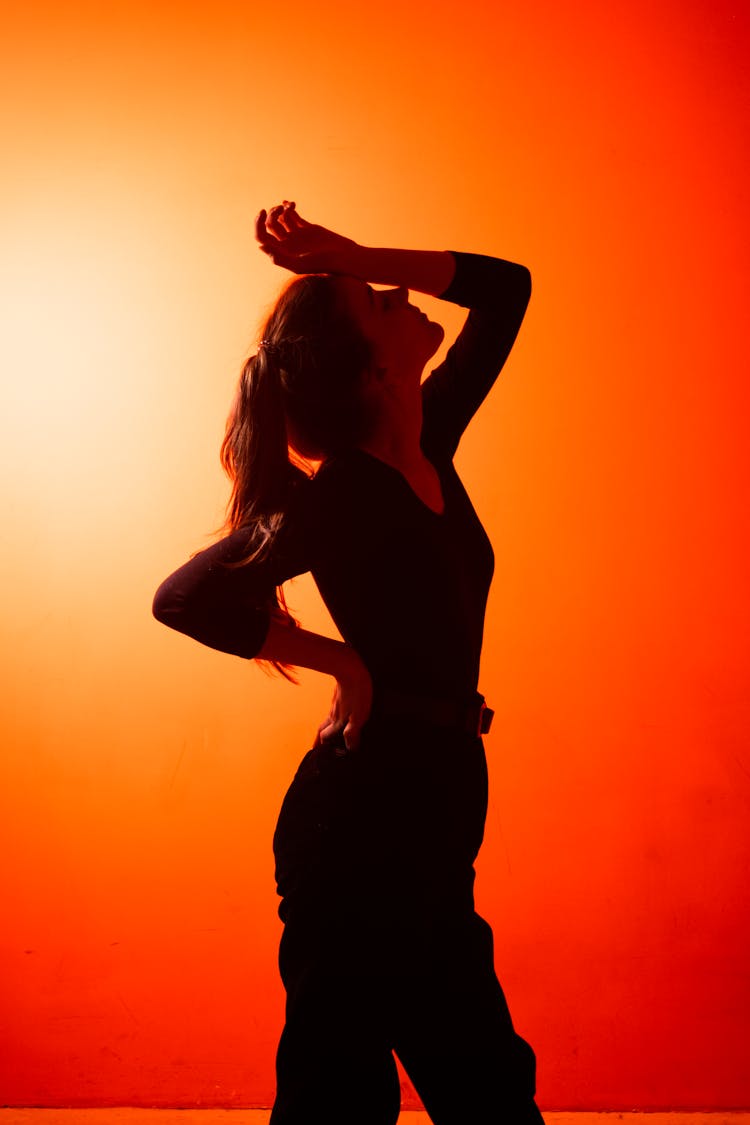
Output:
[258, 619, 354, 678]
[154, 560, 373, 750]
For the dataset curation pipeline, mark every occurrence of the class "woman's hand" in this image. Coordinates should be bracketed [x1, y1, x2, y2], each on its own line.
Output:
[256, 622, 372, 753]
[255, 202, 456, 296]
[255, 201, 359, 275]
[315, 645, 373, 754]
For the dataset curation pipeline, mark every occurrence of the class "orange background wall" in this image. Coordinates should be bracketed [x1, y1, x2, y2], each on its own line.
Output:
[1, 0, 748, 1111]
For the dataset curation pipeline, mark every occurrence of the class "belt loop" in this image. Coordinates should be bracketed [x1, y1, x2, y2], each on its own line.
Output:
[477, 697, 494, 737]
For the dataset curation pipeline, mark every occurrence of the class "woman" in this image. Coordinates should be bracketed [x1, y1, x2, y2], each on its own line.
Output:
[153, 201, 541, 1125]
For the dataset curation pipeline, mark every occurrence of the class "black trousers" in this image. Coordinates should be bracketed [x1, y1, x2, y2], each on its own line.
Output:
[269, 716, 544, 1125]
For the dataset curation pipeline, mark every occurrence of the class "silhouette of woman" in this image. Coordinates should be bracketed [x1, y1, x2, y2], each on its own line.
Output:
[153, 201, 542, 1125]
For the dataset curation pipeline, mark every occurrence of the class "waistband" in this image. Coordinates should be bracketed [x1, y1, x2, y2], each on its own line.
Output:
[372, 688, 494, 738]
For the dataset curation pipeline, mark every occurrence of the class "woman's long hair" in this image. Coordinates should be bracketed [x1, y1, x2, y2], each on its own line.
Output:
[219, 273, 374, 677]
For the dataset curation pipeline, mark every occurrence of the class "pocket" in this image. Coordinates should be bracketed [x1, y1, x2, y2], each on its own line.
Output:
[273, 754, 325, 881]
[272, 743, 356, 891]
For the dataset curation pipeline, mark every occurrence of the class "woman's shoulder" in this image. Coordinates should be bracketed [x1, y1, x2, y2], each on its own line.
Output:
[310, 448, 369, 494]
[297, 450, 384, 532]
[282, 454, 358, 529]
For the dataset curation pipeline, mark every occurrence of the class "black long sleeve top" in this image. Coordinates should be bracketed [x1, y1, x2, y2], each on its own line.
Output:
[153, 252, 531, 703]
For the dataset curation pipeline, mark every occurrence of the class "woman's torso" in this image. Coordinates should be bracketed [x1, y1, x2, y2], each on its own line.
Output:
[304, 444, 495, 702]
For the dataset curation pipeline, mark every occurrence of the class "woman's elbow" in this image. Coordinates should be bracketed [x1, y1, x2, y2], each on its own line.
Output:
[518, 264, 532, 304]
[152, 577, 186, 628]
[499, 262, 531, 314]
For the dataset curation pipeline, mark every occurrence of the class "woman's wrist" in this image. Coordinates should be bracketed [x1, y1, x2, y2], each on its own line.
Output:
[333, 245, 456, 297]
[335, 642, 369, 686]
[320, 236, 361, 276]
[258, 622, 370, 692]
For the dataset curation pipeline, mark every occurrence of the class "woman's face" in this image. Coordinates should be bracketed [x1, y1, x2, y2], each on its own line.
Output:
[335, 277, 444, 383]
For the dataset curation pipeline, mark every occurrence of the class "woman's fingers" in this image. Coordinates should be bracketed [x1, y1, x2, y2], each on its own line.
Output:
[313, 653, 372, 755]
[255, 201, 348, 276]
[254, 209, 271, 245]
[318, 716, 337, 739]
[342, 717, 361, 752]
[277, 201, 298, 233]
[317, 690, 342, 744]
[317, 702, 357, 755]
[265, 204, 288, 239]
[255, 208, 286, 259]
[256, 201, 307, 242]
[322, 712, 361, 754]
[318, 718, 348, 755]
[281, 201, 306, 230]
[255, 206, 296, 269]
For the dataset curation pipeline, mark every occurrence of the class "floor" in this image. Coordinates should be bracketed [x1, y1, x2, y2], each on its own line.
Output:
[1, 1113, 748, 1125]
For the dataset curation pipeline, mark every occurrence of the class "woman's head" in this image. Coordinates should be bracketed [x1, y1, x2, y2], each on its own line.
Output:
[220, 271, 444, 534]
[335, 276, 445, 384]
[220, 273, 375, 534]
[260, 273, 378, 461]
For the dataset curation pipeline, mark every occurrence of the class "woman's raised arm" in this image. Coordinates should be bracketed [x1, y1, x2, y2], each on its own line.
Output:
[255, 201, 456, 296]
[255, 202, 532, 460]
[420, 251, 532, 459]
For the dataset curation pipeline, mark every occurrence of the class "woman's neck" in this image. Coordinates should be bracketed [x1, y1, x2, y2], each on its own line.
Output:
[358, 401, 445, 515]
[358, 390, 425, 473]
